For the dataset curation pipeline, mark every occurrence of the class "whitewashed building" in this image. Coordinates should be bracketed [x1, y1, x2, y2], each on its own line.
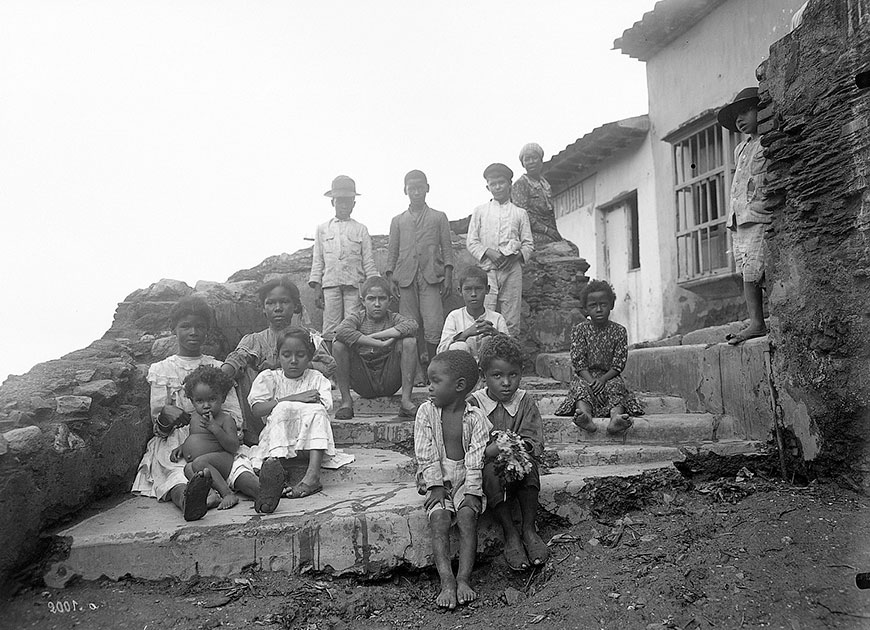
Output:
[546, 0, 806, 343]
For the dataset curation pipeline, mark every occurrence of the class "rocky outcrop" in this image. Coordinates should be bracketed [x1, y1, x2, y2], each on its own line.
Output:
[0, 225, 587, 583]
[0, 340, 150, 583]
[759, 0, 870, 482]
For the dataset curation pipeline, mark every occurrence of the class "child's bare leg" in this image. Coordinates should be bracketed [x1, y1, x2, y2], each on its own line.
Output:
[191, 453, 238, 509]
[573, 400, 597, 433]
[517, 486, 548, 566]
[299, 449, 324, 489]
[744, 281, 767, 334]
[607, 404, 633, 435]
[232, 470, 258, 499]
[494, 499, 528, 570]
[399, 337, 418, 411]
[332, 341, 354, 413]
[429, 510, 458, 609]
[456, 505, 479, 604]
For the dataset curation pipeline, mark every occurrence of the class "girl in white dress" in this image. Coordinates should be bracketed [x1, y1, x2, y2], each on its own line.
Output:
[248, 327, 335, 498]
[133, 296, 285, 519]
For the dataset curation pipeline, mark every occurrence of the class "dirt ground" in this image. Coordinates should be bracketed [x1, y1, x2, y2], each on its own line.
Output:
[3, 476, 869, 630]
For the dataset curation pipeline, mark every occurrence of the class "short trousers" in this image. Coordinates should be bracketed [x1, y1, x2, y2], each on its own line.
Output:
[425, 457, 485, 520]
[482, 458, 541, 509]
[733, 222, 767, 283]
[349, 342, 404, 398]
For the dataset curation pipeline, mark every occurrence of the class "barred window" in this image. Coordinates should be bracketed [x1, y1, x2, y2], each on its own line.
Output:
[672, 121, 741, 283]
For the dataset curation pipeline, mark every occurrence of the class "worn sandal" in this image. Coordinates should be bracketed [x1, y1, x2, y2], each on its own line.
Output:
[255, 457, 285, 514]
[183, 473, 211, 522]
[334, 406, 354, 420]
[398, 404, 418, 419]
[286, 481, 323, 499]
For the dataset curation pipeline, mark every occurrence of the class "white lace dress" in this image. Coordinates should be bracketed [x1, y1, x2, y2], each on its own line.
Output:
[246, 368, 336, 469]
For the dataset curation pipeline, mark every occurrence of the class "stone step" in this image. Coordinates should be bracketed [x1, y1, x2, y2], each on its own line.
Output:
[547, 439, 763, 468]
[350, 389, 687, 416]
[333, 413, 737, 447]
[46, 461, 678, 584]
[315, 447, 415, 484]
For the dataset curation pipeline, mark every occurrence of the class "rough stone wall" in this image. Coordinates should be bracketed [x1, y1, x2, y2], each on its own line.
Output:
[759, 0, 870, 481]
[0, 341, 150, 584]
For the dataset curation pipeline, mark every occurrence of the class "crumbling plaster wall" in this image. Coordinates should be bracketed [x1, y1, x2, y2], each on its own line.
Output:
[760, 0, 870, 481]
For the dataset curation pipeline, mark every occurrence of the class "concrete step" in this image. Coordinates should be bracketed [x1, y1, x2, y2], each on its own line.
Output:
[350, 388, 687, 416]
[46, 461, 679, 584]
[333, 413, 737, 447]
[317, 447, 415, 484]
[547, 439, 763, 468]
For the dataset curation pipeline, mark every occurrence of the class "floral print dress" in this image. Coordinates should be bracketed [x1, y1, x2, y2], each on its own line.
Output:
[554, 320, 644, 418]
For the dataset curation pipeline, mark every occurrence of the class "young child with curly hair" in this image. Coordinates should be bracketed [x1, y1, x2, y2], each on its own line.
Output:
[415, 350, 490, 610]
[170, 365, 242, 510]
[555, 280, 643, 435]
[471, 334, 548, 571]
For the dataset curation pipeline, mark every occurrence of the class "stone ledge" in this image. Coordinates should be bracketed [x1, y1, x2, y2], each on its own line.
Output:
[47, 463, 679, 584]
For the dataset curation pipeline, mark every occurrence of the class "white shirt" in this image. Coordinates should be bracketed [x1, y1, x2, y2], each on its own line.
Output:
[466, 199, 534, 271]
[437, 307, 510, 357]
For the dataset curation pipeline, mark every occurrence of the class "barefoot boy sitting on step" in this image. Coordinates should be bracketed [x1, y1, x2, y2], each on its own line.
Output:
[170, 365, 242, 510]
[414, 350, 491, 609]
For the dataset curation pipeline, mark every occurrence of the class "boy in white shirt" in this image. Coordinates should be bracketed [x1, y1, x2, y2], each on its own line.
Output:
[466, 163, 534, 336]
[438, 265, 509, 359]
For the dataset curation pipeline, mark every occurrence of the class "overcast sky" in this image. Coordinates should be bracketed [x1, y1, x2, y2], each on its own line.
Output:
[0, 0, 658, 381]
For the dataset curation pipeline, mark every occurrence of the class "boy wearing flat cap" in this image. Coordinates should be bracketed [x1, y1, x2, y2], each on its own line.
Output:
[309, 175, 379, 342]
[385, 170, 455, 370]
[718, 87, 769, 345]
[466, 163, 534, 337]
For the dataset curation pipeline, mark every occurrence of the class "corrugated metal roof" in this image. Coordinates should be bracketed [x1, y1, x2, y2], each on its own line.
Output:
[543, 115, 649, 192]
[614, 0, 728, 61]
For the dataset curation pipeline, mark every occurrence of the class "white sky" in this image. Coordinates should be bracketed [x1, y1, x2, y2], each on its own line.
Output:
[0, 0, 658, 382]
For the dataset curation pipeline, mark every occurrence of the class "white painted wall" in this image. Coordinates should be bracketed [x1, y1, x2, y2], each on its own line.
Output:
[556, 133, 659, 344]
[643, 0, 806, 335]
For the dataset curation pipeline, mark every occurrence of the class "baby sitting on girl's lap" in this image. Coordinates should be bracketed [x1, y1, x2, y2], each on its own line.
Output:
[170, 365, 241, 510]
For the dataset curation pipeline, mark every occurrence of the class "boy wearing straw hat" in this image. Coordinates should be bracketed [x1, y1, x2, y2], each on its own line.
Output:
[309, 175, 379, 342]
[718, 87, 770, 345]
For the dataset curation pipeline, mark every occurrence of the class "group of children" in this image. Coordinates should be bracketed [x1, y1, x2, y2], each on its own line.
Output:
[134, 147, 657, 610]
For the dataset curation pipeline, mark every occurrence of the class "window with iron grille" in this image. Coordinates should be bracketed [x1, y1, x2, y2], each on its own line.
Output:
[672, 121, 741, 283]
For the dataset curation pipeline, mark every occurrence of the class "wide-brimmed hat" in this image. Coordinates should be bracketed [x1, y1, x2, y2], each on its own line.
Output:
[324, 175, 360, 198]
[717, 87, 760, 132]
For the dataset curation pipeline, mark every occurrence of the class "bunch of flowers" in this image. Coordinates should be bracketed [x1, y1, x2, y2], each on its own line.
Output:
[491, 430, 533, 483]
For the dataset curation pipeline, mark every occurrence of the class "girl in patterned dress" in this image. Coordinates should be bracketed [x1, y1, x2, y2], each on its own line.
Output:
[554, 280, 643, 435]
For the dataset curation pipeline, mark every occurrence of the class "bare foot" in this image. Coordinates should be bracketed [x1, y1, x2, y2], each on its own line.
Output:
[206, 490, 221, 509]
[522, 529, 550, 566]
[504, 534, 530, 571]
[436, 577, 458, 609]
[607, 412, 633, 435]
[456, 580, 477, 605]
[573, 411, 597, 433]
[218, 493, 239, 510]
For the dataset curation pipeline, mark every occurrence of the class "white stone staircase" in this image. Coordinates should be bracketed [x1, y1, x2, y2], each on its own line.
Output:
[46, 361, 767, 586]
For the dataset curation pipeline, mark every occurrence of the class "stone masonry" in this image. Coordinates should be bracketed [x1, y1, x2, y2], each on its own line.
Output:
[759, 0, 870, 483]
